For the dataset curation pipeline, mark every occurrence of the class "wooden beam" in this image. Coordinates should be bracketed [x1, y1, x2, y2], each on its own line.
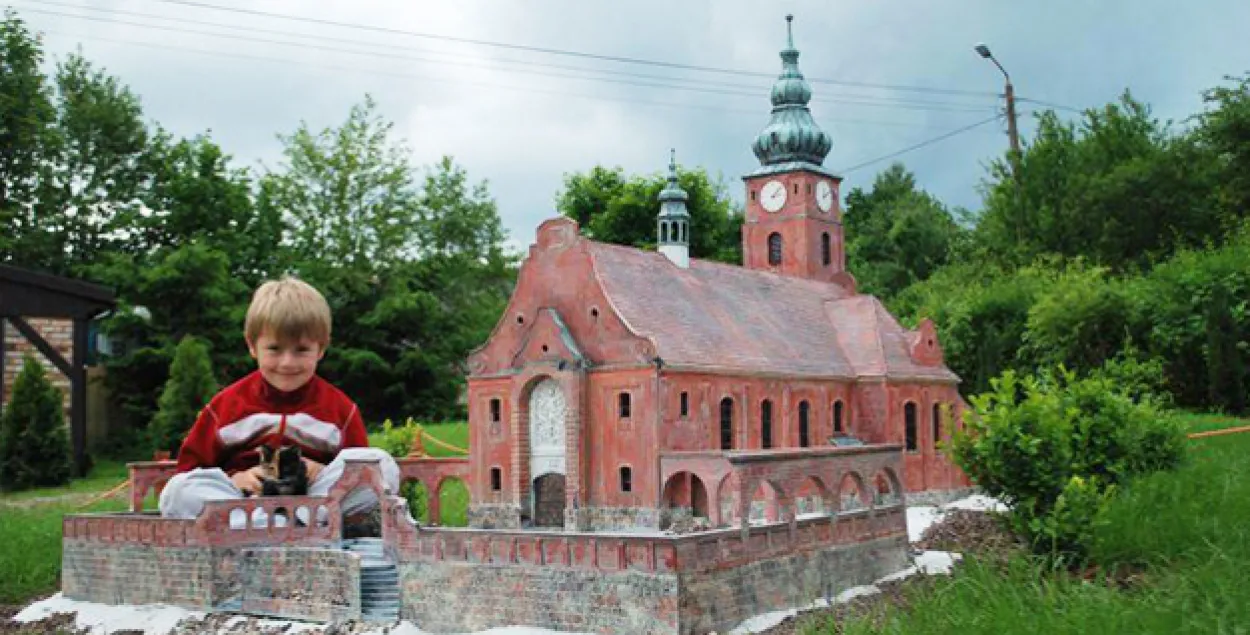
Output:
[72, 318, 89, 477]
[6, 317, 73, 377]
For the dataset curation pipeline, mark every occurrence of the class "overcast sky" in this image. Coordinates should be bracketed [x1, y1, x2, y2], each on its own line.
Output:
[16, 0, 1250, 249]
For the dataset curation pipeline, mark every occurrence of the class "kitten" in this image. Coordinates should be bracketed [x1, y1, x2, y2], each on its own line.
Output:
[256, 444, 310, 496]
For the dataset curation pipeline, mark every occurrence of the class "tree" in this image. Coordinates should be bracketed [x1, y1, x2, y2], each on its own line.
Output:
[555, 164, 743, 264]
[843, 163, 966, 298]
[0, 10, 58, 267]
[976, 92, 1224, 272]
[0, 354, 72, 490]
[1196, 72, 1250, 232]
[267, 94, 421, 276]
[265, 97, 517, 422]
[150, 336, 219, 456]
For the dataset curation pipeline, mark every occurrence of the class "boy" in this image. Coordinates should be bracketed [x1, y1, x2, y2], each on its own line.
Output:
[159, 277, 399, 524]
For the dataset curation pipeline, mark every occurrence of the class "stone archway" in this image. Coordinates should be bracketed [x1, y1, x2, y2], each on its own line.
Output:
[528, 378, 567, 526]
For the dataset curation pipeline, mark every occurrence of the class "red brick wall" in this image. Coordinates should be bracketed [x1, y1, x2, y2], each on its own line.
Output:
[742, 170, 846, 284]
[2, 318, 73, 419]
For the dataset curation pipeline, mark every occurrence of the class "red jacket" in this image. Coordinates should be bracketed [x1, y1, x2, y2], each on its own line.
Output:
[175, 371, 369, 475]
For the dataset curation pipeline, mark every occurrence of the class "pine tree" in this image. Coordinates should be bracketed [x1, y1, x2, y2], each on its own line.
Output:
[0, 353, 72, 490]
[150, 335, 218, 456]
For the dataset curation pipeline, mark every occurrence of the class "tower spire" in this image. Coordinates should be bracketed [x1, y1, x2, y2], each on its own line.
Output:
[750, 14, 832, 167]
[657, 148, 690, 268]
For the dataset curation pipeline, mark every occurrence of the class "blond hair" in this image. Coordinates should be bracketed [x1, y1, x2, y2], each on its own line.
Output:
[244, 276, 332, 347]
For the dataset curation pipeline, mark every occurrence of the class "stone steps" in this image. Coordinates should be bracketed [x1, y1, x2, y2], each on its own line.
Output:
[343, 538, 399, 623]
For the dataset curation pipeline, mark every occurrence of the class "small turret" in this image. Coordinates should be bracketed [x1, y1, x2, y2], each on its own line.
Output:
[657, 149, 690, 268]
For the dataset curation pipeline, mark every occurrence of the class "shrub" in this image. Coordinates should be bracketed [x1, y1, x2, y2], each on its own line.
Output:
[951, 367, 1186, 562]
[149, 336, 218, 456]
[374, 417, 418, 458]
[0, 354, 72, 490]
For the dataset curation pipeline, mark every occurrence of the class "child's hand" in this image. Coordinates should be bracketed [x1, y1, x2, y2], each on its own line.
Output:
[302, 457, 324, 482]
[230, 467, 265, 495]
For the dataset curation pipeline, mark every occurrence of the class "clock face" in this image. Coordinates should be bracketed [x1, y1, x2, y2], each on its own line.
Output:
[760, 180, 787, 212]
[816, 181, 835, 212]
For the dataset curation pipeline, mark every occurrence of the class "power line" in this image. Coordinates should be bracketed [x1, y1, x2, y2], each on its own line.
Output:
[139, 0, 999, 98]
[1017, 97, 1083, 114]
[38, 27, 989, 131]
[838, 115, 1004, 174]
[18, 1, 996, 114]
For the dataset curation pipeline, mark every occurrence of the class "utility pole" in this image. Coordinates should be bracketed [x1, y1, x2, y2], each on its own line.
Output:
[975, 43, 1020, 157]
[975, 43, 1023, 245]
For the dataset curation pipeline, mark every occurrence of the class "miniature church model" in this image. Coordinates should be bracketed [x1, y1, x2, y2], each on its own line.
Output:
[463, 15, 968, 532]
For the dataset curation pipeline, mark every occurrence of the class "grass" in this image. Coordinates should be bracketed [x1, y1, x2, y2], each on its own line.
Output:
[0, 459, 128, 503]
[0, 470, 129, 605]
[800, 412, 1250, 634]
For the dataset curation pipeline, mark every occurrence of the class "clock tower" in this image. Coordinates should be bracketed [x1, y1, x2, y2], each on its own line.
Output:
[742, 15, 852, 290]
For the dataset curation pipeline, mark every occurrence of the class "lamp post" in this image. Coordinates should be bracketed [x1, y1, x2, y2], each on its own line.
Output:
[974, 43, 1020, 156]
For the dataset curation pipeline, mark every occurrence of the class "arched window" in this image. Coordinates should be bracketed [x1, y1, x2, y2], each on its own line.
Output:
[719, 397, 734, 450]
[904, 402, 918, 451]
[767, 232, 783, 266]
[798, 401, 810, 447]
[761, 399, 774, 449]
[833, 400, 844, 434]
[821, 232, 831, 266]
[933, 402, 942, 448]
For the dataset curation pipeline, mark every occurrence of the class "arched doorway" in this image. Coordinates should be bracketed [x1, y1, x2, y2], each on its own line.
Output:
[529, 378, 567, 527]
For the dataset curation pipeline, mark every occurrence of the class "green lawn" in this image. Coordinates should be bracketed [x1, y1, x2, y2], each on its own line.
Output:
[0, 472, 129, 604]
[801, 412, 1250, 634]
[0, 459, 128, 503]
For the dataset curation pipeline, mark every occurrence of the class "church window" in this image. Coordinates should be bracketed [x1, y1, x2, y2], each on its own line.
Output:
[833, 400, 844, 433]
[768, 233, 783, 266]
[751, 190, 757, 201]
[619, 392, 632, 418]
[680, 391, 689, 418]
[798, 400, 810, 447]
[821, 233, 831, 266]
[933, 402, 943, 448]
[490, 398, 501, 423]
[490, 467, 502, 491]
[620, 466, 633, 492]
[793, 183, 799, 194]
[904, 402, 918, 452]
[719, 397, 734, 450]
[761, 399, 774, 449]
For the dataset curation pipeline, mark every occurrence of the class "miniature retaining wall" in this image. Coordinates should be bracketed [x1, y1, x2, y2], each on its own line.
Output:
[239, 548, 361, 623]
[390, 505, 906, 634]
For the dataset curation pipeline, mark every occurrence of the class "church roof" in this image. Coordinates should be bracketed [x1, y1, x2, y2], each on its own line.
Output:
[587, 241, 958, 382]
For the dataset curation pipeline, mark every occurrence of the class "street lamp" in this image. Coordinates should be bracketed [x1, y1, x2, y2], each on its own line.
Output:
[974, 42, 1019, 155]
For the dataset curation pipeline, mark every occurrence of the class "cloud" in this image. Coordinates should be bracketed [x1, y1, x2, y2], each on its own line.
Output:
[22, 0, 1250, 248]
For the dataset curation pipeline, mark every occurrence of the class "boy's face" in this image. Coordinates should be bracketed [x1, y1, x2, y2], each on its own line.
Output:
[248, 331, 325, 393]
